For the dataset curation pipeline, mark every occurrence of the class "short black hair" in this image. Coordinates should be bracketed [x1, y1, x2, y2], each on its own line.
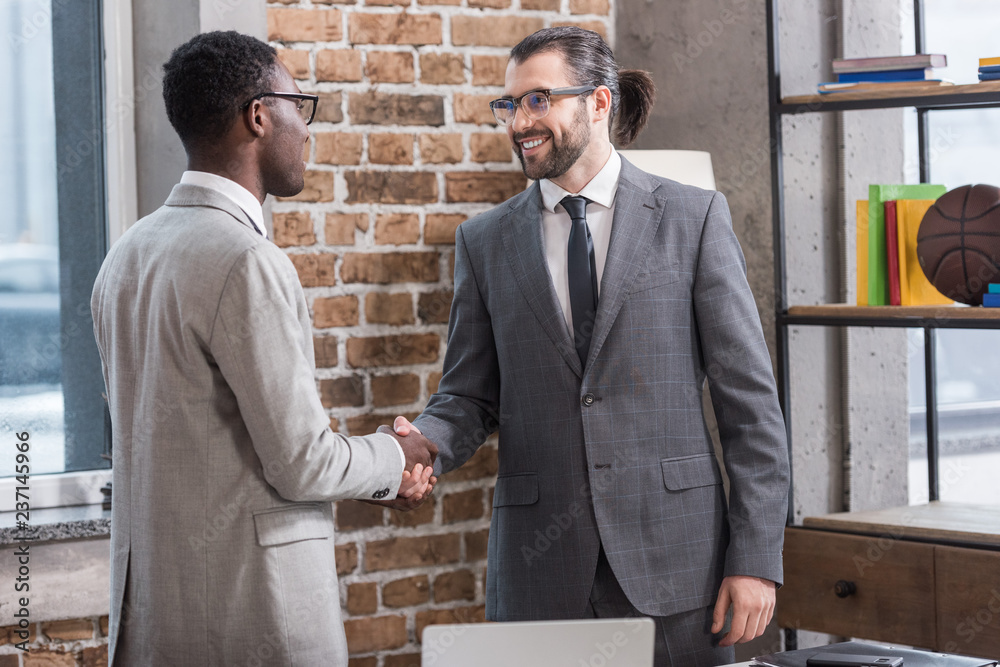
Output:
[510, 26, 654, 146]
[162, 31, 278, 148]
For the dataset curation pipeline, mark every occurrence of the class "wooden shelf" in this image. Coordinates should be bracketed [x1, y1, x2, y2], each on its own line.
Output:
[778, 80, 1000, 113]
[802, 501, 1000, 549]
[782, 304, 1000, 328]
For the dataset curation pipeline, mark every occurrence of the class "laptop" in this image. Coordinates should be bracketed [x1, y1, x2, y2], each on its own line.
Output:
[421, 617, 656, 667]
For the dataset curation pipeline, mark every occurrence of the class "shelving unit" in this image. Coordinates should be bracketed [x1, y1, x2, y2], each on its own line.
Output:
[766, 0, 1000, 511]
[766, 2, 1000, 653]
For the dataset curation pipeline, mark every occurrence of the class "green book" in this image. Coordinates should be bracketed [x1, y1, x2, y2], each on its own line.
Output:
[867, 184, 946, 305]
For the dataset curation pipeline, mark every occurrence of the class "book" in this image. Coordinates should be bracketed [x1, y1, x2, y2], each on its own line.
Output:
[868, 184, 947, 306]
[979, 72, 1000, 81]
[856, 201, 869, 306]
[979, 56, 1000, 67]
[753, 640, 997, 667]
[838, 68, 930, 83]
[896, 199, 953, 306]
[885, 201, 901, 305]
[818, 80, 952, 94]
[989, 284, 1000, 294]
[984, 293, 1000, 307]
[833, 54, 947, 72]
[978, 64, 1000, 74]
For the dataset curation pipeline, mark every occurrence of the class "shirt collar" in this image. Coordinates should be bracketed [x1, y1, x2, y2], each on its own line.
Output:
[539, 148, 622, 213]
[180, 170, 267, 238]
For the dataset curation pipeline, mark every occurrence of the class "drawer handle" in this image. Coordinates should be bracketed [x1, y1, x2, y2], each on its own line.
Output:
[834, 580, 857, 598]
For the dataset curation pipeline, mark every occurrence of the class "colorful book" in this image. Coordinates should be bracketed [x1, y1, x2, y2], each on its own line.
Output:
[979, 72, 1000, 81]
[833, 54, 947, 73]
[984, 294, 1000, 307]
[979, 65, 1000, 74]
[896, 199, 953, 306]
[979, 57, 1000, 67]
[857, 200, 869, 306]
[838, 68, 930, 83]
[885, 201, 902, 306]
[868, 184, 947, 306]
[989, 284, 1000, 294]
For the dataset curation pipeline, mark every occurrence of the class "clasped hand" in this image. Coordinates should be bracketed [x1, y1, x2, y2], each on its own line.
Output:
[368, 416, 439, 511]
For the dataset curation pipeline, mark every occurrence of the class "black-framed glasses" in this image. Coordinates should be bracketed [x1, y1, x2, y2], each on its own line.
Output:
[241, 92, 319, 125]
[489, 86, 596, 126]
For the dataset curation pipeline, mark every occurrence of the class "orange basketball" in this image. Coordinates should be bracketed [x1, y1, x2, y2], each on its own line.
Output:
[916, 184, 1000, 306]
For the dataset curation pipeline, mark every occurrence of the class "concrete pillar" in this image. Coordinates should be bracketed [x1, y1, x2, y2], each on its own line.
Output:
[130, 0, 266, 219]
[616, 0, 911, 653]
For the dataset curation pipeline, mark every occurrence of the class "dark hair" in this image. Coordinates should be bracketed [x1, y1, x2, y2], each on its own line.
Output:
[510, 26, 655, 147]
[162, 31, 278, 148]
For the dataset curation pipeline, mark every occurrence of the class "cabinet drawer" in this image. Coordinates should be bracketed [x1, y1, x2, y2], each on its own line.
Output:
[777, 527, 937, 648]
[936, 545, 1000, 657]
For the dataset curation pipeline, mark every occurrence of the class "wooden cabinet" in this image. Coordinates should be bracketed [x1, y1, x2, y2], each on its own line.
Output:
[777, 503, 1000, 658]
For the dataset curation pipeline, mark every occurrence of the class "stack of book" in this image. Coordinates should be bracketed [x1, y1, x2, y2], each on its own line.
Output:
[985, 285, 1000, 307]
[819, 54, 949, 94]
[857, 184, 954, 307]
[979, 57, 1000, 81]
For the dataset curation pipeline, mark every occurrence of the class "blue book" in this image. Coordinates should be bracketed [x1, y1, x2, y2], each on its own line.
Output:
[837, 68, 929, 83]
[988, 284, 1000, 294]
[979, 65, 1000, 74]
[980, 72, 1000, 81]
[983, 293, 1000, 307]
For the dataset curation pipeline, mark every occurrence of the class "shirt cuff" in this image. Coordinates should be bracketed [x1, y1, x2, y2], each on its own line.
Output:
[382, 432, 406, 474]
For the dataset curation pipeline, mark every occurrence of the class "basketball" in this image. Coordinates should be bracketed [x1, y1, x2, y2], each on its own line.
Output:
[916, 184, 1000, 306]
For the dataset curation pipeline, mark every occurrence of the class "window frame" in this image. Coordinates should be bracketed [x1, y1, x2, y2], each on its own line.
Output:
[0, 0, 136, 510]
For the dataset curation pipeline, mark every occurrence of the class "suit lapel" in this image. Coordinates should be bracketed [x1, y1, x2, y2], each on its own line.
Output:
[585, 159, 665, 370]
[500, 183, 583, 378]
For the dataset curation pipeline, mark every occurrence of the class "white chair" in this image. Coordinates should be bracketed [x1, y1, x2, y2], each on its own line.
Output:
[618, 149, 716, 190]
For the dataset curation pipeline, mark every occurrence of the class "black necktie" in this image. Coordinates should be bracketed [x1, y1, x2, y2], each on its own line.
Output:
[562, 195, 598, 367]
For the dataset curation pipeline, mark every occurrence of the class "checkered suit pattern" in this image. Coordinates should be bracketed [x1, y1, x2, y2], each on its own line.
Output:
[414, 158, 789, 631]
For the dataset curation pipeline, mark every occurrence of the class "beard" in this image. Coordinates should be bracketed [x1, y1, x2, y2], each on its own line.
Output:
[514, 101, 591, 181]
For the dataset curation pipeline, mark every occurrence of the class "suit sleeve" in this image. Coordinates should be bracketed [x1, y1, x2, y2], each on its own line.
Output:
[692, 192, 790, 586]
[210, 244, 403, 502]
[413, 225, 501, 477]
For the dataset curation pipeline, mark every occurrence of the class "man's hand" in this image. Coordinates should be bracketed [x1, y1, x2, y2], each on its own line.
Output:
[377, 416, 438, 471]
[364, 462, 437, 511]
[711, 575, 776, 647]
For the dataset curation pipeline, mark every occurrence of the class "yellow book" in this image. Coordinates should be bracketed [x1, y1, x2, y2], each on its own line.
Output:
[979, 56, 1000, 67]
[857, 200, 868, 306]
[896, 199, 954, 306]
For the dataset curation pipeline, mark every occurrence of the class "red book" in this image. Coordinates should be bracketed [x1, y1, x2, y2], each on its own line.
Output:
[884, 200, 901, 306]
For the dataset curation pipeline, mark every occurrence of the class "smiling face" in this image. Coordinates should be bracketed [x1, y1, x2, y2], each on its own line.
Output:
[504, 50, 611, 190]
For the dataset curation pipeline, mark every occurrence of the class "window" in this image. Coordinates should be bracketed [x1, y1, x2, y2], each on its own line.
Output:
[0, 0, 110, 489]
[905, 0, 1000, 505]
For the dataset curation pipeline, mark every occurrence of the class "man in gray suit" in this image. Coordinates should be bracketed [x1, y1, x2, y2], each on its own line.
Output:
[394, 27, 789, 666]
[91, 32, 435, 666]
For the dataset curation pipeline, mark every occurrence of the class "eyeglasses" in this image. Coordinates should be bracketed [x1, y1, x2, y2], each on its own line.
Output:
[241, 92, 319, 125]
[489, 86, 596, 126]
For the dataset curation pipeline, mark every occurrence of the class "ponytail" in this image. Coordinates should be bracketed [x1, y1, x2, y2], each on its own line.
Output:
[613, 69, 655, 147]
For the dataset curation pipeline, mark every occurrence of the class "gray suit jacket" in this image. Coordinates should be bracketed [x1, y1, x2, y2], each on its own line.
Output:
[91, 184, 402, 666]
[414, 157, 789, 621]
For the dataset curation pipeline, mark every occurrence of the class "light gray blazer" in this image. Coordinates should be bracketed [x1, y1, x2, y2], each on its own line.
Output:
[414, 157, 789, 622]
[91, 184, 402, 666]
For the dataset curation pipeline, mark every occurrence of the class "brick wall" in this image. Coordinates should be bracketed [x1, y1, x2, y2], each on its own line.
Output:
[0, 1, 615, 666]
[267, 0, 613, 664]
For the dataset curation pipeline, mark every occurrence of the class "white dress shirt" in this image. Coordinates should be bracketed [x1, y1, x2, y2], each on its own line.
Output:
[538, 149, 621, 336]
[180, 170, 268, 239]
[179, 172, 409, 479]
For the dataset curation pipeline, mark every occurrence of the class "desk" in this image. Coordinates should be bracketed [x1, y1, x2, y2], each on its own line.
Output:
[777, 502, 1000, 656]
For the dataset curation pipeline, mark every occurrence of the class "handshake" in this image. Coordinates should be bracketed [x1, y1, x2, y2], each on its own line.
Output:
[369, 416, 439, 512]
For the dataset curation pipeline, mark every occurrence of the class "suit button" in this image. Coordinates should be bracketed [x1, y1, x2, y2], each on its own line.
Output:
[582, 393, 595, 406]
[372, 487, 390, 499]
